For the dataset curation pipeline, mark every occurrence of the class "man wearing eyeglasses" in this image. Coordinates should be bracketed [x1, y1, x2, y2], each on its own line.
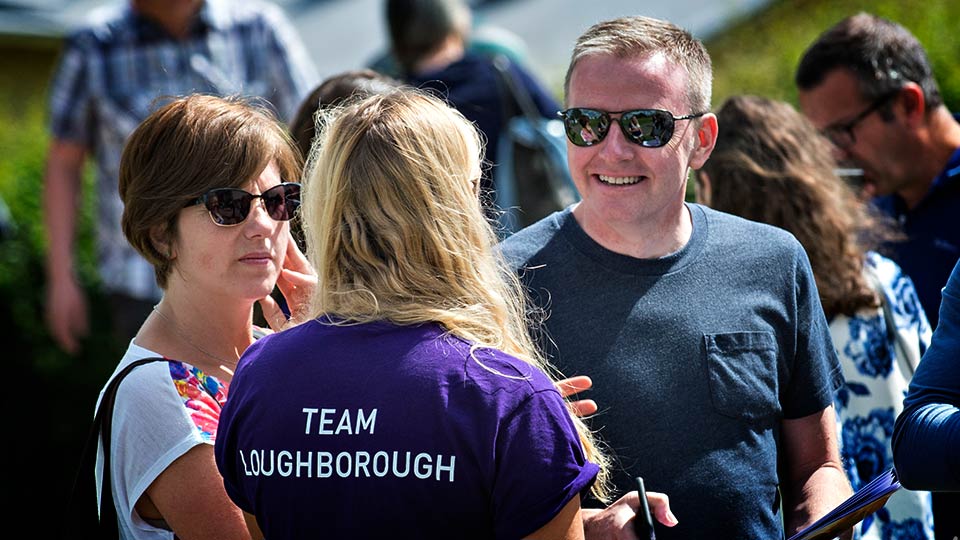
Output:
[43, 0, 317, 357]
[501, 15, 852, 540]
[796, 14, 960, 330]
[796, 12, 960, 538]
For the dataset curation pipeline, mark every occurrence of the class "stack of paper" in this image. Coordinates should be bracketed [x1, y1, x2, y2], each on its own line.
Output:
[787, 468, 901, 540]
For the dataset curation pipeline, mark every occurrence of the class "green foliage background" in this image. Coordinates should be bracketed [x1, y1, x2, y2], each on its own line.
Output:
[1, 41, 125, 520]
[697, 0, 960, 201]
[707, 0, 960, 110]
[2, 0, 958, 521]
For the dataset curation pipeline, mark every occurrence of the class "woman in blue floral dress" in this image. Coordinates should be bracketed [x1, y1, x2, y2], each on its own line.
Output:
[697, 95, 934, 540]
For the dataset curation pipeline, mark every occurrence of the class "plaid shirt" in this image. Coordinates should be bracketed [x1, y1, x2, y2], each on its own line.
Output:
[48, 0, 317, 300]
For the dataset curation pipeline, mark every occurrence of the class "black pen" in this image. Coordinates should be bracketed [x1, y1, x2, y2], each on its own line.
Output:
[633, 476, 656, 540]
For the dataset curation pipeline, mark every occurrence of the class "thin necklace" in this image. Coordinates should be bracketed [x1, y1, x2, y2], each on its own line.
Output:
[152, 305, 239, 376]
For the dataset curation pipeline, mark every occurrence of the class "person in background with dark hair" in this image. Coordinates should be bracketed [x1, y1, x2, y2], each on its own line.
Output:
[700, 94, 934, 540]
[101, 94, 314, 539]
[796, 14, 960, 532]
[796, 13, 960, 331]
[43, 0, 317, 357]
[288, 69, 402, 161]
[384, 0, 558, 200]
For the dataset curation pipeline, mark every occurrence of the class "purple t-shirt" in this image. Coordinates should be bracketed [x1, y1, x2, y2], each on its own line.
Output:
[215, 318, 598, 539]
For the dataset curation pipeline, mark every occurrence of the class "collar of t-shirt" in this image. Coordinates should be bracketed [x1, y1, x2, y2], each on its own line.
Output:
[557, 202, 709, 276]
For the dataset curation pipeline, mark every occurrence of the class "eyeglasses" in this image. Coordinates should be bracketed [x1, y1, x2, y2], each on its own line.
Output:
[557, 107, 706, 148]
[821, 92, 898, 149]
[190, 183, 301, 226]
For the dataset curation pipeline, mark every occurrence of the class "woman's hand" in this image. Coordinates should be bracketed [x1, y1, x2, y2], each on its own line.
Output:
[259, 237, 317, 332]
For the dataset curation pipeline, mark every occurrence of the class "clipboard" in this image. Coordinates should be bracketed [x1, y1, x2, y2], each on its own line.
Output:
[787, 468, 901, 540]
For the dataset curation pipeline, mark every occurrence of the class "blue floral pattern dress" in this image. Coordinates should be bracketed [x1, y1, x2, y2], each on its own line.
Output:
[830, 252, 934, 540]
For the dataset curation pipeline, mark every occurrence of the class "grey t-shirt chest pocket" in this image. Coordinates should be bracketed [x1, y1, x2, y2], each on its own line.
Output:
[704, 331, 782, 421]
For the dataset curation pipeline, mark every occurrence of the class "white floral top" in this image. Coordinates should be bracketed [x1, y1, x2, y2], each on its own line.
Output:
[830, 252, 934, 540]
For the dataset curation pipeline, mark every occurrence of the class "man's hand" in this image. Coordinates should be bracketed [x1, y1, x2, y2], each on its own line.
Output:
[46, 273, 88, 354]
[582, 490, 678, 540]
[556, 375, 598, 417]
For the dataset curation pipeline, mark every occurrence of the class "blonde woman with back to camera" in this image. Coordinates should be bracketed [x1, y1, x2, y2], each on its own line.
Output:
[215, 89, 615, 539]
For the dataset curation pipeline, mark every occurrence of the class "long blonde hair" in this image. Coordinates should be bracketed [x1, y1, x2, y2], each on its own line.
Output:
[302, 89, 609, 500]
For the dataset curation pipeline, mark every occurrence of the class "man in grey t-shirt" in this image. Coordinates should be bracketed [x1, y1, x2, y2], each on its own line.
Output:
[500, 15, 852, 540]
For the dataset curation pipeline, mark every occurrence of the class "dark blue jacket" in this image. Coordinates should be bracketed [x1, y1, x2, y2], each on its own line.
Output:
[893, 257, 960, 490]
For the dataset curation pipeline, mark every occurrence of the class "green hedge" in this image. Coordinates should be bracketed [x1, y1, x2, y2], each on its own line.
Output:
[0, 43, 124, 519]
[707, 0, 960, 110]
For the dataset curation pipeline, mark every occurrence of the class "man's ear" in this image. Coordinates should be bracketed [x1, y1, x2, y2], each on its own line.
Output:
[898, 82, 926, 128]
[690, 112, 718, 169]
